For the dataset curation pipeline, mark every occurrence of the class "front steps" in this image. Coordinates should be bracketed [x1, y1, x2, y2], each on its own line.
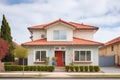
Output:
[54, 67, 66, 72]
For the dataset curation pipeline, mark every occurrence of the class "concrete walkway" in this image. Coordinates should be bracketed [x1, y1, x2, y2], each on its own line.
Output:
[101, 67, 120, 73]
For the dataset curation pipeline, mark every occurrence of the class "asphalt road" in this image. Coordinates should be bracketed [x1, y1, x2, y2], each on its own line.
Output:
[1, 78, 120, 80]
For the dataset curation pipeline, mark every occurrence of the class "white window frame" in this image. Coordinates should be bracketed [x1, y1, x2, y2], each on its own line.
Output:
[54, 46, 66, 51]
[34, 49, 48, 62]
[73, 49, 92, 62]
[53, 30, 67, 41]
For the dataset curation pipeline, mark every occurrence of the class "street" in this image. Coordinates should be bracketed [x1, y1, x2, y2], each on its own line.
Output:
[0, 78, 120, 80]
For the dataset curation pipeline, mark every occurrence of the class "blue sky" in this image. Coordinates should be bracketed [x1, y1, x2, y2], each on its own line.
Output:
[0, 0, 120, 44]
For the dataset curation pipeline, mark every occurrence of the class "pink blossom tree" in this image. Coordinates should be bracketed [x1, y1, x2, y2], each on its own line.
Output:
[0, 38, 9, 62]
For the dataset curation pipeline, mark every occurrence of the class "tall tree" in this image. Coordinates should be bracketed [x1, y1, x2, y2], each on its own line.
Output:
[1, 14, 14, 62]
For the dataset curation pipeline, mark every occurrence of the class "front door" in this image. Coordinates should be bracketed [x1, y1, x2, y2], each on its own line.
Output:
[55, 51, 64, 66]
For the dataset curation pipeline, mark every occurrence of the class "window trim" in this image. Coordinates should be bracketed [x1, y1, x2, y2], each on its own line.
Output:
[34, 49, 48, 62]
[73, 49, 92, 62]
[53, 30, 67, 41]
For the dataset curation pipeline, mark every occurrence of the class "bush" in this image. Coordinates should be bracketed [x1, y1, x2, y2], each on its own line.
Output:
[85, 66, 88, 72]
[4, 62, 13, 65]
[80, 66, 84, 72]
[89, 66, 94, 72]
[65, 66, 70, 72]
[48, 66, 55, 72]
[4, 65, 23, 71]
[94, 66, 100, 72]
[37, 66, 41, 71]
[70, 66, 74, 72]
[74, 66, 79, 72]
[4, 65, 55, 72]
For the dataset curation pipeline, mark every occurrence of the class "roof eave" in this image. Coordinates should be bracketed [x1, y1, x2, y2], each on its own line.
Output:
[22, 44, 102, 46]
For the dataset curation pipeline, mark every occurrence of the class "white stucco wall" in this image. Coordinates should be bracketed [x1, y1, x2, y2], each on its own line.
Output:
[27, 45, 99, 66]
[32, 30, 46, 40]
[73, 30, 95, 40]
[46, 23, 73, 41]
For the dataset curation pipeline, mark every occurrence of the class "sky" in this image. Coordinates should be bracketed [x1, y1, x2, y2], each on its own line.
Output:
[0, 0, 120, 44]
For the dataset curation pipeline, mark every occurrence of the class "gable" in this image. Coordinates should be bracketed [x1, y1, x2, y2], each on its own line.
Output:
[28, 19, 98, 30]
[45, 22, 75, 30]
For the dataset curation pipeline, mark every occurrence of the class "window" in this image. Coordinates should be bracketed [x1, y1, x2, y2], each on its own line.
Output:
[74, 50, 91, 61]
[35, 50, 46, 62]
[53, 30, 67, 40]
[111, 45, 114, 51]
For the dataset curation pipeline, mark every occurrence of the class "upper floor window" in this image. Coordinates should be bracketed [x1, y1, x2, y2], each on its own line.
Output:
[53, 30, 67, 40]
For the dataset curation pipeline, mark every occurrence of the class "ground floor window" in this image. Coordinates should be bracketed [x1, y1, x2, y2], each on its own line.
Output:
[35, 50, 46, 62]
[74, 50, 91, 61]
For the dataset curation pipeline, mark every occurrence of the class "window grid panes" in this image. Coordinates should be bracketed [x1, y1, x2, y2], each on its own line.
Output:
[53, 30, 66, 40]
[35, 51, 46, 61]
[74, 51, 91, 61]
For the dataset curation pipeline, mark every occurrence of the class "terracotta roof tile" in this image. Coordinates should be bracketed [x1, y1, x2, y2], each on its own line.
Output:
[22, 37, 103, 46]
[28, 19, 98, 30]
[105, 36, 120, 46]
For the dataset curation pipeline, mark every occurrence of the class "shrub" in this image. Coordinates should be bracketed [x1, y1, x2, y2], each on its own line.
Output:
[4, 65, 55, 72]
[89, 66, 94, 72]
[70, 66, 74, 72]
[85, 66, 88, 72]
[48, 66, 55, 72]
[80, 66, 84, 72]
[94, 66, 100, 72]
[33, 66, 36, 71]
[4, 62, 13, 65]
[74, 66, 79, 72]
[24, 66, 29, 71]
[65, 66, 70, 72]
[4, 65, 23, 71]
[37, 66, 41, 71]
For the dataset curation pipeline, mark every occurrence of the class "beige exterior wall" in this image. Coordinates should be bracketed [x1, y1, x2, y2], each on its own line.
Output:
[99, 42, 120, 65]
[32, 30, 46, 40]
[73, 30, 95, 40]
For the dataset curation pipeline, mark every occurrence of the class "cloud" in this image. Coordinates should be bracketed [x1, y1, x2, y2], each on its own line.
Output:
[0, 0, 120, 44]
[94, 27, 120, 43]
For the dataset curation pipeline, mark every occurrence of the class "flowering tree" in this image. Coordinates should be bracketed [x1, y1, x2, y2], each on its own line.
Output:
[0, 38, 9, 61]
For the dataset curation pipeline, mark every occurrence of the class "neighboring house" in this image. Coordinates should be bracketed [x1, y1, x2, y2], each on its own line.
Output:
[22, 19, 102, 66]
[99, 36, 120, 66]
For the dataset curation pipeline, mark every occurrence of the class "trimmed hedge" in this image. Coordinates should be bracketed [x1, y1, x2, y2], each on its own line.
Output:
[4, 65, 55, 72]
[4, 62, 13, 65]
[65, 66, 70, 72]
[65, 65, 100, 72]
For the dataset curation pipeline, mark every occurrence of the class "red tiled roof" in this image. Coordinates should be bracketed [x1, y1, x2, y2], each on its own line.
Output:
[22, 37, 103, 46]
[105, 36, 120, 46]
[28, 19, 98, 30]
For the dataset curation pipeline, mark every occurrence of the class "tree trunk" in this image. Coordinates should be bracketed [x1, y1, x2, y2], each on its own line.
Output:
[23, 58, 24, 76]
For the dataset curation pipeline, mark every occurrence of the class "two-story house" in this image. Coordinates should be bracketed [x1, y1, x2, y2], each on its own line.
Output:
[22, 19, 102, 66]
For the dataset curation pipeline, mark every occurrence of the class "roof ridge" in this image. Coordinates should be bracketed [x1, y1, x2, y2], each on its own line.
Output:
[69, 22, 98, 28]
[28, 19, 98, 30]
[105, 36, 120, 45]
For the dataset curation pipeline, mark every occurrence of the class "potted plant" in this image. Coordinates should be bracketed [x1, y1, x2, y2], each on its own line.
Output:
[45, 57, 49, 65]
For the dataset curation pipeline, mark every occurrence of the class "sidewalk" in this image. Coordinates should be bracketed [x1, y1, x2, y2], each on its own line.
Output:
[0, 72, 120, 78]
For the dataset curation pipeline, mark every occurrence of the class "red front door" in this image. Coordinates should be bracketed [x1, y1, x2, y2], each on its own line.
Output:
[55, 51, 63, 66]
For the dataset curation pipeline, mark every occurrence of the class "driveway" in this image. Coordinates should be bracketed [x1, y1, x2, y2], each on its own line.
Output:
[101, 67, 120, 73]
